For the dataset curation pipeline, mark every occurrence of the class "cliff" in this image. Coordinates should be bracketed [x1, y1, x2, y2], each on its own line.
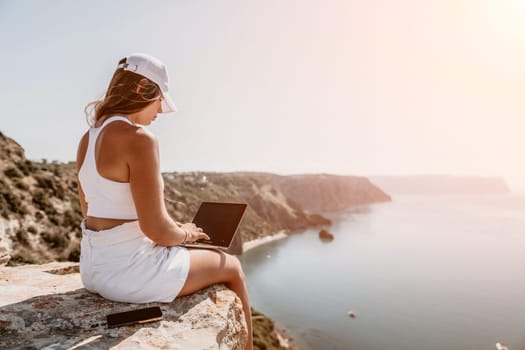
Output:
[0, 132, 83, 265]
[163, 171, 391, 231]
[370, 175, 511, 195]
[0, 262, 248, 349]
[161, 171, 331, 242]
[266, 173, 391, 213]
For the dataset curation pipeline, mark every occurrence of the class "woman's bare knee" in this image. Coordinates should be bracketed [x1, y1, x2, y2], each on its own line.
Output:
[178, 249, 224, 296]
[224, 254, 245, 283]
[178, 249, 245, 296]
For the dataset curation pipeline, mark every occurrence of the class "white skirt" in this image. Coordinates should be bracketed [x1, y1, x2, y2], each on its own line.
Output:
[80, 220, 190, 303]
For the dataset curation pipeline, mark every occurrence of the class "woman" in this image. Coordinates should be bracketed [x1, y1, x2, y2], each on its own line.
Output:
[76, 53, 253, 349]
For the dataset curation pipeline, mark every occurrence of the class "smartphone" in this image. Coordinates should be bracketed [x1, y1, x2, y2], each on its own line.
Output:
[106, 306, 163, 328]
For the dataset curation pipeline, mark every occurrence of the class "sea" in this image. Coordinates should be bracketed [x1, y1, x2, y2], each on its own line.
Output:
[239, 194, 525, 350]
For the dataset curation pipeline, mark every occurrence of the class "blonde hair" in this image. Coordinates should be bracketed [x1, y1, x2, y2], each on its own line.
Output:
[85, 58, 162, 126]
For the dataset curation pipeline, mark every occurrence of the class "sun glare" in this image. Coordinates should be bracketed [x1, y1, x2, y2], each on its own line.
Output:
[481, 0, 525, 39]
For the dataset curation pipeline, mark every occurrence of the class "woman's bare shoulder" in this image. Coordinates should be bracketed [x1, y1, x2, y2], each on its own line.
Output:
[78, 130, 89, 149]
[105, 121, 155, 139]
[129, 127, 159, 156]
[100, 122, 159, 161]
[98, 121, 155, 148]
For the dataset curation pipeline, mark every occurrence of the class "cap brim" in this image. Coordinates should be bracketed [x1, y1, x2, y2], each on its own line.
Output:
[160, 92, 177, 113]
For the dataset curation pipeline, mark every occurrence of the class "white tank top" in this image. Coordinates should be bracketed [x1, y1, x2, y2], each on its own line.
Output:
[78, 116, 139, 219]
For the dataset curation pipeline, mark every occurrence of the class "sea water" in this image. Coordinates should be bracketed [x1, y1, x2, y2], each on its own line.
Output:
[239, 194, 525, 350]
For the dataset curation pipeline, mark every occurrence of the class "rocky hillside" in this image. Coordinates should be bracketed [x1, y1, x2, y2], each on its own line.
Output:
[0, 132, 82, 265]
[266, 173, 391, 213]
[161, 171, 333, 241]
[162, 171, 392, 219]
[0, 131, 390, 266]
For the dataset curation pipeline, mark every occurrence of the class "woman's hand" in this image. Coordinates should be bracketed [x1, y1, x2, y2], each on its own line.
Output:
[176, 222, 210, 243]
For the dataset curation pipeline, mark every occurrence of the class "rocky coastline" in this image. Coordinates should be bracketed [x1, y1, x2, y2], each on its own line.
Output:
[0, 130, 392, 349]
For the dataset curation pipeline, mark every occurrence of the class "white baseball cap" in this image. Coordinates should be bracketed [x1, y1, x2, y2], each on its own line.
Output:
[117, 53, 177, 113]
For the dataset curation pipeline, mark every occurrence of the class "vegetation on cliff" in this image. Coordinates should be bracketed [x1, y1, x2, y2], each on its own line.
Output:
[161, 171, 332, 242]
[0, 132, 82, 264]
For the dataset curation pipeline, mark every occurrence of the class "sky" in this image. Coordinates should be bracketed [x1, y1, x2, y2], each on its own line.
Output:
[0, 0, 524, 191]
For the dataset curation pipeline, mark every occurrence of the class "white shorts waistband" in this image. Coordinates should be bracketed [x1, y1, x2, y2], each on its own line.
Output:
[81, 220, 144, 246]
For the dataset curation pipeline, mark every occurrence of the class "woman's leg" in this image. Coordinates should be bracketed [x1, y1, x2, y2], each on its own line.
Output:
[178, 248, 253, 350]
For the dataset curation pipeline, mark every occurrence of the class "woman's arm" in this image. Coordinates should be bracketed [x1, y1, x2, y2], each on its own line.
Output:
[76, 132, 89, 219]
[127, 128, 208, 246]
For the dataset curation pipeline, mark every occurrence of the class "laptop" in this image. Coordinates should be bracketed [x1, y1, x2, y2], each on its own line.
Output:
[182, 201, 248, 250]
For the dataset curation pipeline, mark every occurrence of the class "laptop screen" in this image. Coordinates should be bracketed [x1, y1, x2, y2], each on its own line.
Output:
[191, 202, 247, 248]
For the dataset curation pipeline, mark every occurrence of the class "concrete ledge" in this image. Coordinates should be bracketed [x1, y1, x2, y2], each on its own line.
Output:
[0, 262, 247, 349]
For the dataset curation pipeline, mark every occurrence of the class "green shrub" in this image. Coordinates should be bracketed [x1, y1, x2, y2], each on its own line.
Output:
[52, 166, 62, 177]
[8, 253, 37, 266]
[15, 229, 30, 246]
[0, 179, 28, 216]
[62, 209, 82, 229]
[41, 231, 68, 249]
[4, 167, 24, 179]
[34, 174, 65, 199]
[14, 179, 29, 190]
[35, 211, 44, 221]
[68, 246, 81, 262]
[35, 174, 56, 192]
[32, 189, 57, 215]
[69, 194, 82, 211]
[74, 228, 82, 238]
[69, 179, 78, 191]
[48, 213, 60, 225]
[55, 185, 65, 200]
[16, 160, 35, 176]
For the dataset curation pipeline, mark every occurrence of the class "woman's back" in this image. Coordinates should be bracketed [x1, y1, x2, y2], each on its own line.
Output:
[90, 116, 137, 183]
[78, 116, 141, 223]
[77, 115, 162, 231]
